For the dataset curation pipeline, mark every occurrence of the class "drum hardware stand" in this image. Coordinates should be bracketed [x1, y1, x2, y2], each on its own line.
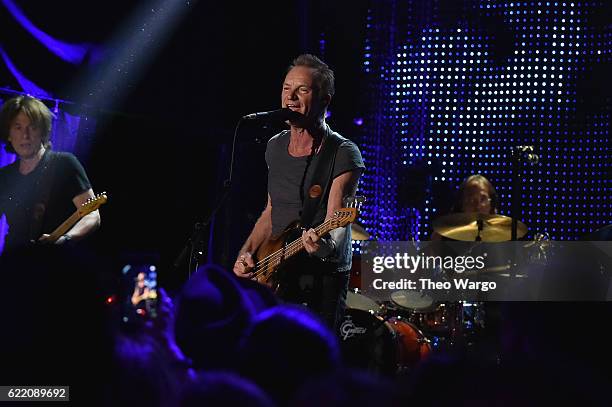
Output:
[510, 145, 539, 277]
[447, 302, 464, 347]
[375, 313, 392, 331]
[476, 219, 484, 241]
[510, 145, 539, 240]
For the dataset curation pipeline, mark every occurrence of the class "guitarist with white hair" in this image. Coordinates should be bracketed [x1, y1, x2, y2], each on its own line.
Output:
[233, 54, 365, 330]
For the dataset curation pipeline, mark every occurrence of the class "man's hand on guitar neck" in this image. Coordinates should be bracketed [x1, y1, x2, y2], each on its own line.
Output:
[233, 252, 255, 278]
[38, 233, 72, 245]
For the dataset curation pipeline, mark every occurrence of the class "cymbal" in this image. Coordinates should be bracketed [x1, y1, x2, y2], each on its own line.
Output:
[464, 264, 512, 276]
[433, 213, 528, 242]
[352, 223, 370, 240]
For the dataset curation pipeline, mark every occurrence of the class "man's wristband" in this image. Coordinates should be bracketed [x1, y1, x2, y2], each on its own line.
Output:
[313, 236, 335, 259]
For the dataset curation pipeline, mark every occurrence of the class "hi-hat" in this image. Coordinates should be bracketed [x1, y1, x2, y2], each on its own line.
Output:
[433, 213, 528, 242]
[352, 223, 370, 240]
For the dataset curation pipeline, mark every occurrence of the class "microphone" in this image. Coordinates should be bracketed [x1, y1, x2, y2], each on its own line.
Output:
[242, 108, 302, 121]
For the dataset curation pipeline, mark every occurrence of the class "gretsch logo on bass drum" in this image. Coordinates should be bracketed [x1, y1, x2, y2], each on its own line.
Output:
[340, 316, 367, 340]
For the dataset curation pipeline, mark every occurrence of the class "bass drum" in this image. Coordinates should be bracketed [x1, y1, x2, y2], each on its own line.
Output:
[338, 308, 431, 375]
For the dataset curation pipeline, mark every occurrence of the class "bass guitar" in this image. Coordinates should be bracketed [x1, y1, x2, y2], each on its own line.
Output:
[252, 196, 364, 289]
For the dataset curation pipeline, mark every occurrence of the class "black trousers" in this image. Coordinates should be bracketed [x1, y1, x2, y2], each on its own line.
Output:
[275, 255, 350, 331]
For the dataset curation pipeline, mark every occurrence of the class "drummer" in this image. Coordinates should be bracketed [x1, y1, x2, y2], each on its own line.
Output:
[432, 174, 499, 240]
[430, 175, 504, 335]
[452, 174, 498, 215]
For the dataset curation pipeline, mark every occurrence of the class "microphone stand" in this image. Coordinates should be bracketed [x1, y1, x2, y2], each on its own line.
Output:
[511, 147, 522, 242]
[172, 118, 246, 278]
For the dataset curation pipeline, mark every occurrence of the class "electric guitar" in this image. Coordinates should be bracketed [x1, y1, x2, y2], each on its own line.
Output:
[45, 192, 108, 243]
[252, 196, 364, 290]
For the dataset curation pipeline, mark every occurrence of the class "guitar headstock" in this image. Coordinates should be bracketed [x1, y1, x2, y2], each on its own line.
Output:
[77, 192, 108, 217]
[343, 195, 365, 210]
[332, 196, 366, 228]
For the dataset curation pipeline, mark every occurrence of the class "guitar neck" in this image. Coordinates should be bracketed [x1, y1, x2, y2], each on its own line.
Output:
[254, 218, 336, 271]
[43, 193, 107, 243]
[47, 211, 82, 242]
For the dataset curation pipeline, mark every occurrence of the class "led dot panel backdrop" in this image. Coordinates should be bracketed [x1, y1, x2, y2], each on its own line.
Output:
[358, 0, 610, 242]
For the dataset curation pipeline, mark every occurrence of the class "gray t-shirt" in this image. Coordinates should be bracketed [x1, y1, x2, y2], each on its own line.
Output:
[265, 125, 365, 272]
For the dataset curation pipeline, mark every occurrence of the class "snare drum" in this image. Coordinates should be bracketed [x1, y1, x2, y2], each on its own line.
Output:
[338, 308, 431, 375]
[390, 290, 436, 313]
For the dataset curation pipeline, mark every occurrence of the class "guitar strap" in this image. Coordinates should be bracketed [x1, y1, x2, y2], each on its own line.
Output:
[29, 151, 58, 241]
[299, 125, 345, 229]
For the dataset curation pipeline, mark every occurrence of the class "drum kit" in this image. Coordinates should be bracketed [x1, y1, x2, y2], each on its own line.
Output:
[339, 214, 529, 375]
